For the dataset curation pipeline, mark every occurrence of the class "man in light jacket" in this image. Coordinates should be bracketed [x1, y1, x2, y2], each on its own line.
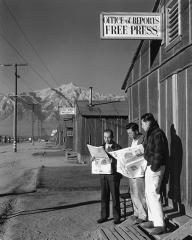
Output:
[126, 122, 147, 224]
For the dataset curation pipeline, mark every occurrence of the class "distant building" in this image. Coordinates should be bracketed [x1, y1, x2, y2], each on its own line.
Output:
[122, 0, 192, 216]
[57, 115, 74, 150]
[74, 100, 129, 163]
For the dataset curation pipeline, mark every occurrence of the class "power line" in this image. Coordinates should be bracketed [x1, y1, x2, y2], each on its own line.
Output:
[0, 34, 26, 63]
[0, 64, 32, 94]
[0, 31, 68, 104]
[1, 0, 60, 87]
[0, 32, 53, 88]
[0, 63, 27, 152]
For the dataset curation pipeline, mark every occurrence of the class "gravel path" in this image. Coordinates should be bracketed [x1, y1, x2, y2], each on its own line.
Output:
[0, 142, 129, 240]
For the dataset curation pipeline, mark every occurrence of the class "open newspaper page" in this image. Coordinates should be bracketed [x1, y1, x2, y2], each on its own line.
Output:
[109, 144, 147, 178]
[87, 144, 112, 174]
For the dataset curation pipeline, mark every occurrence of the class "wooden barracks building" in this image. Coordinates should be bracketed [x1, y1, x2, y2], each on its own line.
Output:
[74, 100, 129, 163]
[122, 0, 192, 218]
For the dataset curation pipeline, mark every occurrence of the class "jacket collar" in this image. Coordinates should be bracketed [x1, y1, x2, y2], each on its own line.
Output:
[134, 133, 142, 141]
[103, 140, 116, 149]
[147, 121, 159, 137]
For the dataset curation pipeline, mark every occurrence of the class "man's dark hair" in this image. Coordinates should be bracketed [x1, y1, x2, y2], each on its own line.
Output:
[104, 129, 114, 138]
[126, 122, 139, 132]
[141, 113, 155, 122]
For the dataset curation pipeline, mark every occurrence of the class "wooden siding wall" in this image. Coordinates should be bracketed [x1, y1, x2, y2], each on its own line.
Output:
[126, 0, 192, 215]
[75, 116, 128, 163]
[187, 66, 192, 214]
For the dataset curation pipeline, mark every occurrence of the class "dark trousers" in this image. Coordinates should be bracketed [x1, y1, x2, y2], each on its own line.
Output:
[100, 174, 121, 221]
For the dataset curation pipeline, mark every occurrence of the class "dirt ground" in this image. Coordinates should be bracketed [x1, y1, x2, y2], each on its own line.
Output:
[0, 142, 129, 240]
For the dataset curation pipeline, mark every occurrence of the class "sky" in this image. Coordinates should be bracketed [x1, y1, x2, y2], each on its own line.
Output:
[0, 0, 154, 96]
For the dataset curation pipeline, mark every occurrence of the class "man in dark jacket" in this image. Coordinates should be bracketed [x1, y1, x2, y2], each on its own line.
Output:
[97, 129, 122, 225]
[140, 113, 169, 235]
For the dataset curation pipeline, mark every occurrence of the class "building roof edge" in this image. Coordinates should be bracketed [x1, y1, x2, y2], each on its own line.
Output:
[121, 0, 162, 91]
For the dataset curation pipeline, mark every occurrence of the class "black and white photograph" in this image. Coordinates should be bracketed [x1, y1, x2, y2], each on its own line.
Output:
[0, 0, 191, 239]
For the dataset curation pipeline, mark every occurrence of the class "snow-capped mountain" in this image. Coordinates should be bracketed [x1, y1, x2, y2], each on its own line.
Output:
[0, 83, 125, 136]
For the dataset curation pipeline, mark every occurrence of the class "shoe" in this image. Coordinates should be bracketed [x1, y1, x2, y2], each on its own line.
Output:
[140, 221, 154, 228]
[114, 219, 121, 224]
[150, 226, 166, 235]
[97, 218, 108, 224]
[133, 218, 147, 225]
[130, 215, 138, 221]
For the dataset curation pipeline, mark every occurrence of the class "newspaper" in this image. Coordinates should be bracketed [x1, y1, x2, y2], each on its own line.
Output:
[87, 144, 112, 174]
[109, 144, 147, 178]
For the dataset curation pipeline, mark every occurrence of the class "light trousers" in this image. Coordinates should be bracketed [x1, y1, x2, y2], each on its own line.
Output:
[145, 165, 165, 227]
[129, 177, 147, 220]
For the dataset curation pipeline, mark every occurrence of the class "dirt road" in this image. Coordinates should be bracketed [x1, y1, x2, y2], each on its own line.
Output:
[0, 142, 128, 240]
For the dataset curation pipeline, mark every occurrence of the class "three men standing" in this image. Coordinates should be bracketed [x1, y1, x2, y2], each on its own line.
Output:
[93, 113, 168, 235]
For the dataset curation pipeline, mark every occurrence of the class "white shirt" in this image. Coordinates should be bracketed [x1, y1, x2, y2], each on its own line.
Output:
[131, 139, 139, 148]
[105, 143, 113, 152]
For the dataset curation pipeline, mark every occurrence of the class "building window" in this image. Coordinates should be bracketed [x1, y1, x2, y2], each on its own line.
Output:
[166, 0, 181, 46]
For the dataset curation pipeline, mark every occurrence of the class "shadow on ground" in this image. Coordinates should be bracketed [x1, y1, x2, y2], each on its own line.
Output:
[5, 200, 101, 219]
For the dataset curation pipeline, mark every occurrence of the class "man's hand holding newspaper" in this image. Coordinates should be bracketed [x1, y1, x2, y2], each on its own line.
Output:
[87, 144, 112, 174]
[109, 144, 147, 178]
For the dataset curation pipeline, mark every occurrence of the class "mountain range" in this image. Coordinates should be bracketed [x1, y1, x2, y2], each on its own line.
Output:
[0, 83, 125, 137]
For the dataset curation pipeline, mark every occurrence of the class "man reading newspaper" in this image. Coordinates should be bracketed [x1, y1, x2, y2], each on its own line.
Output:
[126, 123, 147, 224]
[87, 129, 122, 224]
[109, 123, 147, 224]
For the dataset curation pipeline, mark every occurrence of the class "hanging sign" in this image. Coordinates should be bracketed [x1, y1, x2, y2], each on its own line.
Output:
[59, 107, 76, 115]
[100, 12, 162, 40]
[67, 130, 73, 137]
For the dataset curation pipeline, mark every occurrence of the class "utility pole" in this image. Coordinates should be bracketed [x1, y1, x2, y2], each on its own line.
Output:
[27, 102, 39, 145]
[31, 103, 35, 145]
[13, 64, 18, 152]
[37, 117, 41, 141]
[0, 63, 27, 152]
[39, 119, 42, 140]
[58, 105, 61, 145]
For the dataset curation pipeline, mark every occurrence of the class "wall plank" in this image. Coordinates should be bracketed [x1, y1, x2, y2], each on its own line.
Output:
[133, 56, 140, 82]
[165, 77, 173, 205]
[186, 66, 192, 215]
[127, 88, 131, 122]
[132, 84, 139, 120]
[141, 41, 150, 76]
[166, 77, 173, 144]
[177, 70, 187, 207]
[139, 78, 148, 117]
[190, 0, 192, 43]
[160, 81, 166, 132]
[148, 71, 158, 118]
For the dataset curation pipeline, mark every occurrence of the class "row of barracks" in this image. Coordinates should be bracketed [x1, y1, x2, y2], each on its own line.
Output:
[57, 99, 129, 163]
[121, 0, 192, 216]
